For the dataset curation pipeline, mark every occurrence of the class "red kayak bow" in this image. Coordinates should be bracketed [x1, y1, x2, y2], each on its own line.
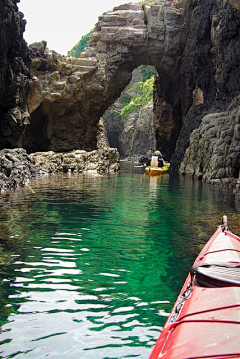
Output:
[149, 216, 240, 359]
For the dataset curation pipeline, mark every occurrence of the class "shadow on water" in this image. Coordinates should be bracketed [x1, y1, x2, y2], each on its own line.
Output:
[0, 161, 239, 358]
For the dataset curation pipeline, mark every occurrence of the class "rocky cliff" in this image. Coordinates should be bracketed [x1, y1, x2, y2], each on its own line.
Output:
[170, 0, 240, 193]
[179, 96, 240, 186]
[0, 0, 30, 149]
[0, 0, 239, 193]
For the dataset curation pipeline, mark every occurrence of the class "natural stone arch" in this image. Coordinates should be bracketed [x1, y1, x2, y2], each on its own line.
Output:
[24, 2, 183, 154]
[1, 0, 239, 192]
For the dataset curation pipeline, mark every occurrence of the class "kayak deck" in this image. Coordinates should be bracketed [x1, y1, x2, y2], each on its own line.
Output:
[149, 219, 240, 359]
[154, 286, 240, 358]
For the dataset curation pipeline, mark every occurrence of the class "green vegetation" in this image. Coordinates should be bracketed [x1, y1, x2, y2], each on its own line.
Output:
[67, 27, 156, 121]
[68, 2, 159, 57]
[68, 30, 93, 58]
[120, 76, 154, 119]
[140, 0, 158, 4]
[104, 66, 155, 122]
[141, 65, 155, 81]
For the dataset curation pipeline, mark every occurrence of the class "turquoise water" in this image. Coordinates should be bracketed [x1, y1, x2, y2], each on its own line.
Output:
[0, 162, 239, 359]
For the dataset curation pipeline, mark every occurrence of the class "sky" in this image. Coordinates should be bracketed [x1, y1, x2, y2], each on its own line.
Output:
[18, 0, 131, 55]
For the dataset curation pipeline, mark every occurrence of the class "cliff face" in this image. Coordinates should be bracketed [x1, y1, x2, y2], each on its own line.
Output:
[179, 96, 240, 185]
[170, 0, 240, 190]
[0, 0, 30, 149]
[119, 104, 155, 157]
[0, 0, 239, 192]
[167, 0, 240, 167]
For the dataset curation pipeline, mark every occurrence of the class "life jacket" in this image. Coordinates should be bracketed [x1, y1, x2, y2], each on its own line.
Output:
[150, 156, 158, 167]
[150, 155, 164, 167]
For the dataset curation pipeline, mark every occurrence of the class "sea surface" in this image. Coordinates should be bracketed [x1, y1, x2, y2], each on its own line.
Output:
[0, 161, 239, 359]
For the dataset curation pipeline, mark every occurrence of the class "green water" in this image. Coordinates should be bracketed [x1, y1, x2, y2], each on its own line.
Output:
[0, 162, 239, 359]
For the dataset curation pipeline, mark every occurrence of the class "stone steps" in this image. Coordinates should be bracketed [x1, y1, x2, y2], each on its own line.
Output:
[72, 65, 96, 73]
[67, 56, 99, 76]
[73, 57, 97, 67]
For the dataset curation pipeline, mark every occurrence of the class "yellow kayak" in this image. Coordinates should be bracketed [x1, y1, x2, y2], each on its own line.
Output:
[145, 162, 170, 176]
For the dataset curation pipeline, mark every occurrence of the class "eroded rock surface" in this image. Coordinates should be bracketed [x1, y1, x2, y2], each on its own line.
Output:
[29, 148, 120, 175]
[22, 2, 183, 153]
[0, 148, 37, 191]
[104, 67, 155, 157]
[169, 0, 240, 193]
[0, 0, 239, 194]
[180, 96, 240, 189]
[0, 147, 120, 191]
[169, 0, 240, 166]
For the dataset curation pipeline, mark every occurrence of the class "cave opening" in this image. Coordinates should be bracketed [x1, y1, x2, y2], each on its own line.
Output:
[103, 65, 156, 158]
[23, 104, 49, 154]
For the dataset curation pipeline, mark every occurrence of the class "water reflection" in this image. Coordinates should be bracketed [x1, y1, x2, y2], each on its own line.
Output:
[0, 163, 239, 358]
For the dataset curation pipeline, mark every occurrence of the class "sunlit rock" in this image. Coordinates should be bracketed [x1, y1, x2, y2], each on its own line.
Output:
[29, 148, 120, 174]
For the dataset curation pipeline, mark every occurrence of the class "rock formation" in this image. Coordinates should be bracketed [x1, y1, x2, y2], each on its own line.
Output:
[29, 147, 120, 175]
[0, 0, 239, 194]
[169, 0, 240, 164]
[172, 0, 240, 194]
[180, 96, 240, 188]
[118, 104, 155, 157]
[0, 0, 30, 149]
[0, 146, 120, 192]
[21, 2, 183, 154]
[0, 148, 37, 191]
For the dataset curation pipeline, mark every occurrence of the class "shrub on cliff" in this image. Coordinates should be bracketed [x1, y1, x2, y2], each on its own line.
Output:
[120, 76, 154, 119]
[141, 0, 158, 4]
[68, 30, 93, 57]
[141, 65, 155, 81]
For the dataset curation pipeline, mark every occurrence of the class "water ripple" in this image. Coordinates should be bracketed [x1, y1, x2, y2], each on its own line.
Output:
[0, 166, 239, 358]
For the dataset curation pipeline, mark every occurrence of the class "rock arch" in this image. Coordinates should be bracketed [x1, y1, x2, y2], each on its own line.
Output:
[24, 2, 183, 154]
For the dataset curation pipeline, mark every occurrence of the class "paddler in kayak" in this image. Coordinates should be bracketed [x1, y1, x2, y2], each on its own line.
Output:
[146, 150, 165, 167]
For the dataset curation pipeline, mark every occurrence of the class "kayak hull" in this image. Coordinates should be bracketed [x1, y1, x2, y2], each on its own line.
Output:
[149, 221, 240, 359]
[145, 162, 170, 176]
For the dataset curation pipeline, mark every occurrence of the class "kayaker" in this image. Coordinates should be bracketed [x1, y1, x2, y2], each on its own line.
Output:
[146, 150, 165, 167]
